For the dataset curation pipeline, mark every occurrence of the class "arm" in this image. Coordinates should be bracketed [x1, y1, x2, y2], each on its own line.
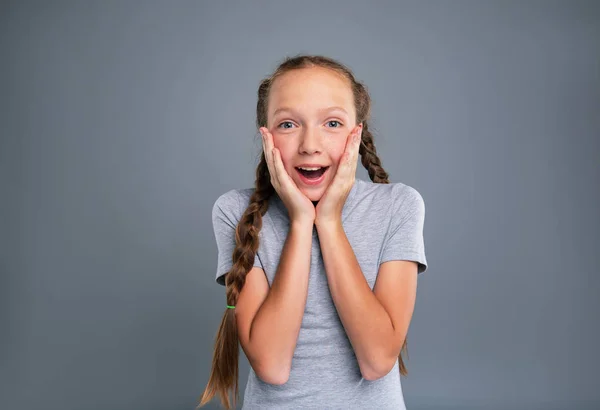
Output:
[241, 220, 313, 385]
[316, 221, 418, 381]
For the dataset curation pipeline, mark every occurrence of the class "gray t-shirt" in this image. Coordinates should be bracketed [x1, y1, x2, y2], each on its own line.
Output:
[211, 177, 428, 409]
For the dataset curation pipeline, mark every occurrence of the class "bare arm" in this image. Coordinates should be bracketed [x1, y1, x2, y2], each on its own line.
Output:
[236, 220, 313, 385]
[316, 221, 418, 381]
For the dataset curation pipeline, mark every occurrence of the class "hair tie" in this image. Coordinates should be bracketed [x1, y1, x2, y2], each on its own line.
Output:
[226, 305, 235, 309]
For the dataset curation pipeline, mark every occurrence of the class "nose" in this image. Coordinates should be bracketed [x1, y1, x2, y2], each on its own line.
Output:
[298, 127, 322, 155]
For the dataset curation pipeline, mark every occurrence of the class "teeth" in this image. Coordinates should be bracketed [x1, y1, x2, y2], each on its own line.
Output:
[298, 167, 322, 171]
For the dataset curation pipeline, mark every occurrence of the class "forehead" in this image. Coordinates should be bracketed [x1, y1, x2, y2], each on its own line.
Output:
[268, 67, 353, 114]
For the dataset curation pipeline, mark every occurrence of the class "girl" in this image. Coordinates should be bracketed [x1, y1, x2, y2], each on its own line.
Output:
[198, 54, 428, 409]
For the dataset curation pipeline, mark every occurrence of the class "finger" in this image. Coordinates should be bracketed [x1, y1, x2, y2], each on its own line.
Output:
[261, 128, 276, 173]
[340, 128, 361, 178]
[260, 128, 278, 187]
[352, 127, 362, 161]
[343, 127, 361, 167]
[345, 126, 360, 150]
[263, 128, 293, 188]
[262, 128, 280, 183]
[353, 127, 362, 158]
[260, 128, 271, 161]
[272, 147, 290, 188]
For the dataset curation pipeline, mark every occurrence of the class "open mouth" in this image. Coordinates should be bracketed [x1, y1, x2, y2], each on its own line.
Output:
[296, 167, 329, 179]
[295, 166, 330, 184]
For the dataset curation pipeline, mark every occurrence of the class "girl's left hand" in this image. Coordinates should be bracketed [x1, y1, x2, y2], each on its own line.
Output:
[315, 124, 362, 227]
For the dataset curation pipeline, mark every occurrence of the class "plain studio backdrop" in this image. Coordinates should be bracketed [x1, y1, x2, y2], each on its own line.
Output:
[1, 1, 598, 409]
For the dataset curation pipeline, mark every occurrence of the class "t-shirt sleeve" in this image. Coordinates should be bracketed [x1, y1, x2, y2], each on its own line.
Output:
[212, 190, 264, 286]
[379, 185, 428, 274]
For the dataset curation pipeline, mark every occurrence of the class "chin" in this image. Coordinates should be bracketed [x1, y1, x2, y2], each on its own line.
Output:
[302, 189, 323, 202]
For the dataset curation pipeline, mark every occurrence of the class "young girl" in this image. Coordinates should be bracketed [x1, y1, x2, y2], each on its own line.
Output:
[198, 54, 428, 409]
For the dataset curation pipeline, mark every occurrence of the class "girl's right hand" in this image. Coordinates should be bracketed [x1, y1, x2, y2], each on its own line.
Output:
[259, 127, 316, 225]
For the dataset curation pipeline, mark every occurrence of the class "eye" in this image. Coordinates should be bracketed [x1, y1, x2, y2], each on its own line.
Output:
[277, 121, 295, 129]
[326, 120, 343, 128]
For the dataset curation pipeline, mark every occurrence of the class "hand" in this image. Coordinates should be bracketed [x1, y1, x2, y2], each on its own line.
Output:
[259, 127, 316, 225]
[315, 125, 363, 227]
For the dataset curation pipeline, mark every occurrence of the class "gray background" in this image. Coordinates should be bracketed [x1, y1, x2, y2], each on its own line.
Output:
[1, 1, 599, 409]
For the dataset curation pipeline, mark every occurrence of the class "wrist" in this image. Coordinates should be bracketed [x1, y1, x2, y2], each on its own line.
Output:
[314, 217, 342, 231]
[291, 218, 315, 231]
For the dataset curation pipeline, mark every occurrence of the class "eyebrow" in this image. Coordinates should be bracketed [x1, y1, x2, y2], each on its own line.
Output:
[272, 106, 348, 117]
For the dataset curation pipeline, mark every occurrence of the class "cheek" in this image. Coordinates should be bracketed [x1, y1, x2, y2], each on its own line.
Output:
[278, 151, 296, 175]
[272, 137, 291, 164]
[330, 145, 347, 165]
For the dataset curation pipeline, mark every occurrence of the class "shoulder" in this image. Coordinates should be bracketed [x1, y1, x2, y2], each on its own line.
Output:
[212, 187, 255, 220]
[391, 183, 425, 230]
[393, 182, 425, 213]
[367, 180, 425, 223]
[367, 180, 424, 209]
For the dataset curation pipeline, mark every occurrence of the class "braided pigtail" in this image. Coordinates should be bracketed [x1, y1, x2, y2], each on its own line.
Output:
[197, 157, 273, 409]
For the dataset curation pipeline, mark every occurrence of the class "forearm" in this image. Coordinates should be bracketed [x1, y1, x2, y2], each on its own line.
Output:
[316, 221, 395, 380]
[249, 220, 313, 381]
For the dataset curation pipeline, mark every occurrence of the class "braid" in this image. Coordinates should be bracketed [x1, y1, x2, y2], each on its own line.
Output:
[227, 156, 273, 303]
[358, 122, 389, 184]
[198, 156, 273, 410]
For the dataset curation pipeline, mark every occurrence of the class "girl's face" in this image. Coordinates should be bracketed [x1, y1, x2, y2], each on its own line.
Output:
[266, 67, 358, 202]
